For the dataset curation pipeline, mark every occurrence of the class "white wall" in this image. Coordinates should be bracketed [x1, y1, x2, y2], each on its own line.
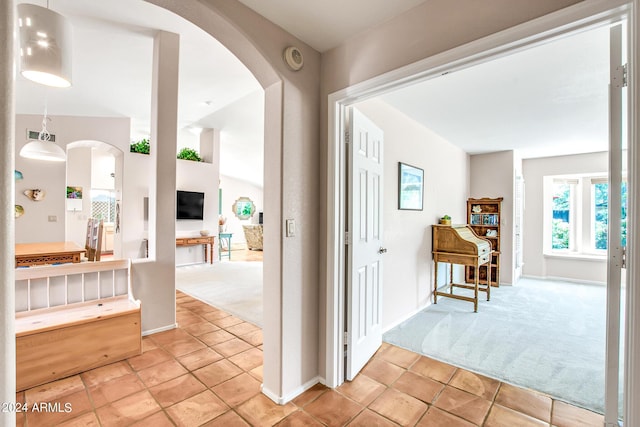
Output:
[522, 152, 607, 283]
[356, 98, 469, 330]
[14, 115, 132, 246]
[124, 151, 152, 259]
[175, 159, 219, 265]
[92, 150, 116, 190]
[470, 151, 515, 285]
[220, 175, 264, 247]
[65, 147, 93, 249]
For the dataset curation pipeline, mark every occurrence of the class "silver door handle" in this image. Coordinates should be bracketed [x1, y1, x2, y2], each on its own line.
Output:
[379, 247, 388, 254]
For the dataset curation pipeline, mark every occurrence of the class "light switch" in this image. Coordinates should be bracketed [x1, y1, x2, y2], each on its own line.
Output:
[286, 219, 296, 237]
[48, 215, 57, 222]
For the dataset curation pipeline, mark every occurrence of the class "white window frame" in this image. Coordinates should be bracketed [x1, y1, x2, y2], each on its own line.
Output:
[546, 174, 611, 257]
[591, 177, 609, 254]
[590, 177, 628, 254]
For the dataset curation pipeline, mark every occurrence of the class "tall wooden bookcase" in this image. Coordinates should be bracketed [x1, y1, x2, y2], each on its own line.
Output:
[466, 197, 503, 287]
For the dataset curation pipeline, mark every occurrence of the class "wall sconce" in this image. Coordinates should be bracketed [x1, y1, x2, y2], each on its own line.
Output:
[17, 3, 73, 88]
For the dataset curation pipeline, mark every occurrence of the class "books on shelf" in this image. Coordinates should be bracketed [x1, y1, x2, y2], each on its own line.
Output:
[470, 213, 498, 226]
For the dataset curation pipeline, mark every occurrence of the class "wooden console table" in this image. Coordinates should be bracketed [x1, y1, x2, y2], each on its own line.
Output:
[15, 242, 86, 267]
[176, 236, 215, 264]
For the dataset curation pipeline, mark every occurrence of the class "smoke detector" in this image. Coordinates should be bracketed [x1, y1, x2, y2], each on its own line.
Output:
[283, 46, 304, 71]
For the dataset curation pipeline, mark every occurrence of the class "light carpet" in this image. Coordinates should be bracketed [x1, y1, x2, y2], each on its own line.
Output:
[176, 261, 263, 327]
[384, 277, 611, 413]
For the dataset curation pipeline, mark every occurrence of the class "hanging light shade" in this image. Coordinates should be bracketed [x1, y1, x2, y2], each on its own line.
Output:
[20, 109, 66, 162]
[17, 3, 72, 88]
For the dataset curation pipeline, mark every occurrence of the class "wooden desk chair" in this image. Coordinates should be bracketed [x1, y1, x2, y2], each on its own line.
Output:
[84, 218, 94, 257]
[86, 218, 104, 261]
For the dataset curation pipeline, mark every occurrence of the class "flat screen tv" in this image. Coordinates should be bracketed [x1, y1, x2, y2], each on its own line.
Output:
[177, 190, 204, 220]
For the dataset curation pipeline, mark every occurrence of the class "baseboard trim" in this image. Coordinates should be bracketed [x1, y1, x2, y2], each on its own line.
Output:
[521, 274, 605, 286]
[142, 323, 177, 336]
[262, 376, 322, 404]
[382, 302, 431, 334]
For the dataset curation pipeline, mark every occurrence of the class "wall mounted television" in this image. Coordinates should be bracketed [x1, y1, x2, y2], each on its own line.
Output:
[177, 190, 204, 220]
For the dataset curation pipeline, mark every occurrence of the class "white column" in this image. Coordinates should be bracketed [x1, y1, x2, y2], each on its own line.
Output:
[134, 30, 180, 334]
[200, 128, 220, 258]
[0, 1, 16, 425]
[262, 81, 284, 401]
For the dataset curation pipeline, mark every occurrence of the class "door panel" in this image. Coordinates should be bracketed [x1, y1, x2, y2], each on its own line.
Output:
[346, 107, 384, 381]
[604, 21, 627, 425]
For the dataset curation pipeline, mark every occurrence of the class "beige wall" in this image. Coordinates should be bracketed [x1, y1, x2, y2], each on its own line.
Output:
[0, 2, 15, 415]
[1, 0, 596, 412]
[470, 151, 515, 285]
[522, 152, 608, 283]
[355, 98, 469, 330]
[147, 0, 322, 401]
[319, 0, 585, 383]
[320, 0, 584, 95]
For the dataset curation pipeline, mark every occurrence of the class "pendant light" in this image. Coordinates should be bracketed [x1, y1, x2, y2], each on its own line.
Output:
[17, 2, 72, 88]
[20, 109, 66, 162]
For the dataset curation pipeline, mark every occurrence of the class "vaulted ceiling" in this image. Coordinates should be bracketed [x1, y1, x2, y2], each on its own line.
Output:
[15, 1, 611, 187]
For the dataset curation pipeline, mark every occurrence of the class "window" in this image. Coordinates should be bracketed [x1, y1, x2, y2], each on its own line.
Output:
[592, 179, 627, 251]
[551, 180, 575, 250]
[546, 175, 626, 256]
[91, 189, 116, 222]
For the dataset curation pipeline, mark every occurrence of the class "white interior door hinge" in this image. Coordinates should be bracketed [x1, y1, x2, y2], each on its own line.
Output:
[343, 331, 349, 345]
[612, 64, 628, 88]
[345, 130, 350, 144]
[345, 231, 351, 245]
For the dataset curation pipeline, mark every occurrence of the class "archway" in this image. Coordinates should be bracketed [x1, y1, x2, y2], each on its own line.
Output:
[66, 140, 124, 259]
[144, 0, 287, 402]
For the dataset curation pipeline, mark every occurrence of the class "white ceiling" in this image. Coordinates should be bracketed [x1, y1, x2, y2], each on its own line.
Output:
[236, 0, 429, 52]
[378, 25, 611, 159]
[15, 0, 264, 185]
[14, 1, 612, 188]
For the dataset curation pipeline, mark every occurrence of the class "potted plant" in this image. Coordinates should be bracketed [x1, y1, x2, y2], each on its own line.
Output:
[177, 147, 203, 162]
[440, 215, 451, 225]
[130, 138, 150, 155]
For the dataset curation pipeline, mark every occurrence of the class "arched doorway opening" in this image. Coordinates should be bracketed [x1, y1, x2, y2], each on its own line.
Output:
[66, 140, 124, 259]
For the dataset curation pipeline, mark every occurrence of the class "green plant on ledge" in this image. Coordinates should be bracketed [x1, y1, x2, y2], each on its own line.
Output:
[130, 138, 150, 155]
[177, 147, 203, 162]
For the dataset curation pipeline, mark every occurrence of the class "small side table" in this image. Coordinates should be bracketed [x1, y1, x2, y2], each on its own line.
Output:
[219, 233, 233, 260]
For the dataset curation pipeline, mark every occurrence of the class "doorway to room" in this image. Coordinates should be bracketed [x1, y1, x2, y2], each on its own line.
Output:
[328, 4, 632, 424]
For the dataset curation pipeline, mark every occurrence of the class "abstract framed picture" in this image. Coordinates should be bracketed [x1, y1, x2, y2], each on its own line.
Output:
[398, 162, 424, 210]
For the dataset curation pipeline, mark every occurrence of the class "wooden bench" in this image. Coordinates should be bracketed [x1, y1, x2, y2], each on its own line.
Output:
[15, 259, 141, 391]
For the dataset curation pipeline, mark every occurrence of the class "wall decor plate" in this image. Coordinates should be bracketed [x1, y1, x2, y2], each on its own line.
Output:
[23, 189, 46, 201]
[15, 205, 24, 218]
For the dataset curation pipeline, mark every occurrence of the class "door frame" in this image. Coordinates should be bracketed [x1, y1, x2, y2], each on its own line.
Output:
[325, 0, 638, 422]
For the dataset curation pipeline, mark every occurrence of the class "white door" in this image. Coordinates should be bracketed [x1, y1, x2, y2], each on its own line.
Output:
[604, 21, 628, 426]
[346, 107, 385, 380]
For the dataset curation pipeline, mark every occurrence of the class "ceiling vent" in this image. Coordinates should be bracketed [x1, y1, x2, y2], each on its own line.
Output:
[27, 130, 56, 142]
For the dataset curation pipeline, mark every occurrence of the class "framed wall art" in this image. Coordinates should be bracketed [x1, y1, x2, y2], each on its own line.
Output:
[398, 162, 424, 210]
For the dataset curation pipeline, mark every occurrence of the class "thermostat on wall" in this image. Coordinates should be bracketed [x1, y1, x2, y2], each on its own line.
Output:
[283, 46, 304, 71]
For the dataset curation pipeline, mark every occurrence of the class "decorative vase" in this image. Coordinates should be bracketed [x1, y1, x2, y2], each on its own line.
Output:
[440, 219, 451, 225]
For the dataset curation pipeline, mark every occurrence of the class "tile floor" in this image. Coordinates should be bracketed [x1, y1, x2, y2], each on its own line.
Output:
[16, 291, 605, 426]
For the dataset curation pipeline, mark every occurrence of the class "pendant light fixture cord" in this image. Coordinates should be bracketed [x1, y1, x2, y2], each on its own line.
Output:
[39, 107, 52, 142]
